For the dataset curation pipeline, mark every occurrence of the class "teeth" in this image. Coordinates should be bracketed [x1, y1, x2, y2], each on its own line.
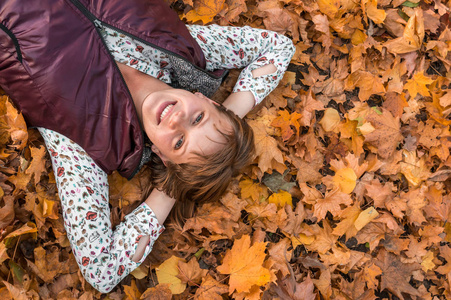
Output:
[160, 104, 173, 122]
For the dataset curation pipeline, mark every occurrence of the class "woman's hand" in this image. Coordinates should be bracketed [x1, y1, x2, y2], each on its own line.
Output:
[223, 64, 277, 118]
[132, 189, 176, 262]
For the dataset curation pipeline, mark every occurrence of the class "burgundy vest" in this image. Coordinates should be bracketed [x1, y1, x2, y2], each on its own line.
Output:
[0, 0, 214, 179]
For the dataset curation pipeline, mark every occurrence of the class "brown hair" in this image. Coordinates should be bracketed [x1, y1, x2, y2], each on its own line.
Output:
[147, 104, 255, 227]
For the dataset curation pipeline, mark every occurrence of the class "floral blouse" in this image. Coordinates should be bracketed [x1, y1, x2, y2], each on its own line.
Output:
[38, 24, 295, 293]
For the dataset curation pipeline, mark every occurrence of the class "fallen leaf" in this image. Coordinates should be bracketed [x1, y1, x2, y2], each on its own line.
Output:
[374, 250, 421, 300]
[177, 258, 207, 286]
[184, 0, 226, 24]
[217, 234, 271, 293]
[404, 71, 434, 98]
[268, 190, 292, 209]
[194, 275, 228, 300]
[155, 256, 186, 295]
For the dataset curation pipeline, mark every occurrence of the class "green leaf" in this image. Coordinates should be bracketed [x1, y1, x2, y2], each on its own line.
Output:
[402, 1, 420, 7]
[371, 107, 382, 115]
[194, 248, 205, 259]
[397, 9, 410, 22]
[9, 260, 25, 284]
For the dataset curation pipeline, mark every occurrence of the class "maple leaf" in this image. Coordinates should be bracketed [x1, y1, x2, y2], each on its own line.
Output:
[272, 274, 316, 300]
[345, 71, 385, 101]
[183, 201, 239, 238]
[383, 92, 408, 118]
[0, 195, 14, 230]
[248, 119, 285, 174]
[363, 263, 382, 290]
[223, 0, 247, 24]
[25, 146, 47, 184]
[27, 246, 70, 283]
[436, 246, 451, 275]
[305, 221, 337, 254]
[239, 177, 268, 202]
[8, 171, 31, 195]
[141, 284, 172, 299]
[177, 258, 207, 286]
[123, 279, 141, 300]
[374, 250, 421, 300]
[258, 0, 299, 40]
[332, 203, 361, 237]
[194, 275, 228, 300]
[363, 0, 386, 24]
[332, 167, 357, 194]
[268, 238, 292, 277]
[268, 190, 292, 209]
[404, 71, 434, 98]
[108, 171, 144, 208]
[312, 188, 353, 220]
[184, 0, 226, 24]
[217, 234, 271, 293]
[270, 110, 301, 141]
[2, 96, 28, 150]
[384, 8, 424, 54]
[155, 256, 186, 294]
[363, 108, 403, 159]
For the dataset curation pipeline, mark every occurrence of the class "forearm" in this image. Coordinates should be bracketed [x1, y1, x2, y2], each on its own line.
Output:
[39, 128, 166, 293]
[132, 189, 176, 262]
[223, 64, 278, 118]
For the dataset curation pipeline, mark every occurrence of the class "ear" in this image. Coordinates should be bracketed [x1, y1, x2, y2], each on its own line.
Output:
[195, 92, 220, 106]
[151, 145, 168, 166]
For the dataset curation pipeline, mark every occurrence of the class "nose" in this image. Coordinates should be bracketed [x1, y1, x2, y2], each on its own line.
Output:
[168, 110, 184, 129]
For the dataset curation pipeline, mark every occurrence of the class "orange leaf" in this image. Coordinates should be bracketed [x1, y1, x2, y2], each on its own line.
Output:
[25, 146, 47, 184]
[184, 0, 226, 24]
[217, 235, 271, 293]
[384, 8, 424, 54]
[248, 120, 284, 174]
[194, 275, 228, 300]
[270, 110, 302, 141]
[404, 71, 434, 98]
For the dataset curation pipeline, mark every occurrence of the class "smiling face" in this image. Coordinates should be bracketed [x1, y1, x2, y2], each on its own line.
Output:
[141, 89, 231, 164]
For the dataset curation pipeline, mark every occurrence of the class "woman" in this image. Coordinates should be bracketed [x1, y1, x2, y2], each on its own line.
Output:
[0, 0, 295, 293]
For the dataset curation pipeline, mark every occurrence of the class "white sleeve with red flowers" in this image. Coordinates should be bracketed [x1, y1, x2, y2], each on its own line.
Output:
[188, 24, 296, 106]
[38, 128, 164, 294]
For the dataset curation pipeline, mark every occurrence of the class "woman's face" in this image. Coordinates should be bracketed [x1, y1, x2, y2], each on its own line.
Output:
[141, 89, 231, 164]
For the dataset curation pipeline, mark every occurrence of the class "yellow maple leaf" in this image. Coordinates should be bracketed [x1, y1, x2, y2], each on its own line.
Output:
[217, 235, 271, 294]
[404, 71, 434, 98]
[239, 177, 268, 202]
[268, 190, 292, 208]
[184, 0, 226, 24]
[421, 251, 435, 272]
[332, 167, 357, 194]
[155, 256, 186, 295]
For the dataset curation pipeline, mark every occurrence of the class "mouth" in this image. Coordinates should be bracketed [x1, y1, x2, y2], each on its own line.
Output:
[157, 102, 176, 125]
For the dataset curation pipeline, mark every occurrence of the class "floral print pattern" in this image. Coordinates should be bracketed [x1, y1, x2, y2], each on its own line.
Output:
[38, 128, 164, 293]
[102, 24, 295, 105]
[38, 24, 295, 293]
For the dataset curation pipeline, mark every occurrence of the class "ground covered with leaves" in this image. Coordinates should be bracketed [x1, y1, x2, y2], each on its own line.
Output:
[1, 0, 451, 299]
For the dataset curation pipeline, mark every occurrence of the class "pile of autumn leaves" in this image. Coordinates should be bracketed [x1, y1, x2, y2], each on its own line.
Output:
[1, 0, 451, 299]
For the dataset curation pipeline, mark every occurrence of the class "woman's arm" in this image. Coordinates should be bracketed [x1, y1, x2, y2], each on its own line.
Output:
[188, 25, 296, 117]
[38, 128, 170, 293]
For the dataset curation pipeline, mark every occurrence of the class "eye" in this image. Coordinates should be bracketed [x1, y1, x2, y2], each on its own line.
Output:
[193, 113, 204, 125]
[174, 136, 184, 150]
